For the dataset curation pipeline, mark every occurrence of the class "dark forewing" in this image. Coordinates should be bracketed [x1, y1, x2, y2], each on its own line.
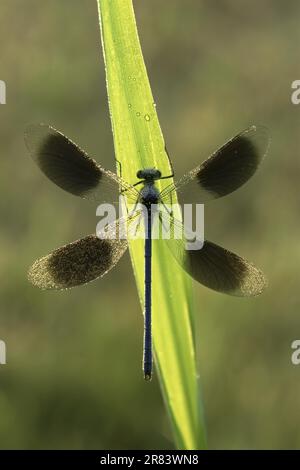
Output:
[28, 235, 128, 289]
[160, 125, 270, 203]
[25, 124, 138, 203]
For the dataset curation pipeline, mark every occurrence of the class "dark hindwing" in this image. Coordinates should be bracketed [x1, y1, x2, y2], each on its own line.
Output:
[28, 235, 128, 290]
[27, 211, 144, 290]
[182, 240, 267, 296]
[160, 214, 267, 296]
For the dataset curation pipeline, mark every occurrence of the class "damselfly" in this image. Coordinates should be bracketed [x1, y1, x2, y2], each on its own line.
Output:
[25, 124, 270, 380]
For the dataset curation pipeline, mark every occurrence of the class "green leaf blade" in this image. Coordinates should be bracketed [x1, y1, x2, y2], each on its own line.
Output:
[98, 0, 206, 450]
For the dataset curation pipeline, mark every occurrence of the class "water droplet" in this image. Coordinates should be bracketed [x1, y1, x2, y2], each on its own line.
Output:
[133, 77, 136, 81]
[144, 114, 150, 122]
[136, 112, 141, 117]
[128, 103, 132, 108]
[153, 102, 157, 108]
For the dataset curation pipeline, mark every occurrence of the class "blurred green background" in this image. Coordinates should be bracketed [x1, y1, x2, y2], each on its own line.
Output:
[0, 0, 300, 449]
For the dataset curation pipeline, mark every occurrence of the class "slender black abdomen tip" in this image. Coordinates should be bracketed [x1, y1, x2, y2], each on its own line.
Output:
[144, 372, 152, 381]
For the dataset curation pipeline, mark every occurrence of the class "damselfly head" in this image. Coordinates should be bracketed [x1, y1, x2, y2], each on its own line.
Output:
[136, 168, 162, 181]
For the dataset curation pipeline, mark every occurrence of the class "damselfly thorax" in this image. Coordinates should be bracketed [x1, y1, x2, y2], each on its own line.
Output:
[136, 168, 164, 207]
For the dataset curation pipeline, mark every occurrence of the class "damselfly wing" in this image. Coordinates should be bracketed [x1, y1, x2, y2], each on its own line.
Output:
[159, 213, 267, 297]
[24, 124, 139, 204]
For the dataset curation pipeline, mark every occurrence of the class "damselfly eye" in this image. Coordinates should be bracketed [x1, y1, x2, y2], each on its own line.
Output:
[136, 168, 162, 180]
